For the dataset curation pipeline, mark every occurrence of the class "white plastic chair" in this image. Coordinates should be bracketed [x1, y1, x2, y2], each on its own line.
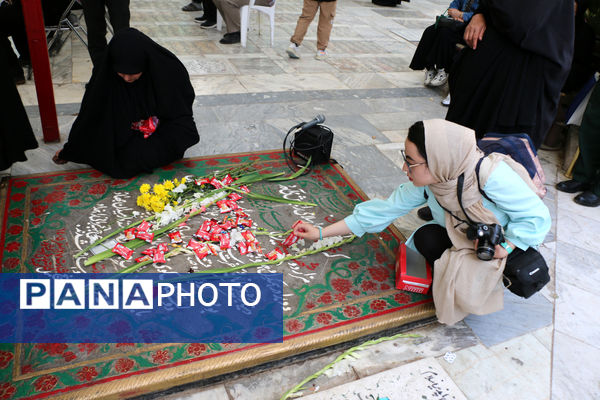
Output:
[216, 0, 276, 48]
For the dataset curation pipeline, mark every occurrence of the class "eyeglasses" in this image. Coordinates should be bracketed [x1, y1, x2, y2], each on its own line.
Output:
[401, 149, 427, 173]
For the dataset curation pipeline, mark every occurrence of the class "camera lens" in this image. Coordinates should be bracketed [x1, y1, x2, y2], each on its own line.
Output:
[477, 246, 494, 261]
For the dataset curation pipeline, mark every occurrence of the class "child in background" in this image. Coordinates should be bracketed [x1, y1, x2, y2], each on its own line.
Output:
[286, 0, 336, 60]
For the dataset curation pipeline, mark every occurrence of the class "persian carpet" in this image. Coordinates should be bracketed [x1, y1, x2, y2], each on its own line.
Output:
[0, 150, 434, 399]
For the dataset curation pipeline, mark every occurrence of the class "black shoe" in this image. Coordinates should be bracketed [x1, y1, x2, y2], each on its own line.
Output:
[200, 20, 217, 29]
[556, 180, 590, 194]
[194, 15, 208, 23]
[417, 206, 433, 221]
[219, 32, 240, 44]
[574, 191, 600, 207]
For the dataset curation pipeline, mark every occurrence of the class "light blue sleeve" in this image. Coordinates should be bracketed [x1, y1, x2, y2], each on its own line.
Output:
[483, 162, 551, 250]
[344, 183, 427, 237]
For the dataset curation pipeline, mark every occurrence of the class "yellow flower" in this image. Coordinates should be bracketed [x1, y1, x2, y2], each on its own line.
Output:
[163, 180, 175, 191]
[153, 184, 167, 197]
[150, 196, 165, 213]
[140, 184, 150, 194]
[173, 178, 180, 186]
[180, 177, 187, 184]
[137, 193, 153, 211]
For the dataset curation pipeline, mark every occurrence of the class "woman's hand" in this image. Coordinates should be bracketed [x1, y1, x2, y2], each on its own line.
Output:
[448, 8, 464, 21]
[293, 222, 320, 241]
[493, 244, 508, 259]
[464, 13, 486, 49]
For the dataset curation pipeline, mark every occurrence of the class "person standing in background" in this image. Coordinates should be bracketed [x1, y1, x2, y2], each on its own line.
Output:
[446, 0, 574, 149]
[286, 0, 337, 60]
[81, 0, 130, 67]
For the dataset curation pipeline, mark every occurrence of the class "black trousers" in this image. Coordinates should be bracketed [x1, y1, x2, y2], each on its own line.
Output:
[81, 0, 130, 67]
[202, 0, 217, 22]
[409, 24, 464, 71]
[413, 224, 453, 270]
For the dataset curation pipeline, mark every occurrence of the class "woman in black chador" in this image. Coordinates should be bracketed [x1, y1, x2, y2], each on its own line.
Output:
[446, 0, 575, 149]
[55, 28, 199, 178]
[0, 43, 38, 171]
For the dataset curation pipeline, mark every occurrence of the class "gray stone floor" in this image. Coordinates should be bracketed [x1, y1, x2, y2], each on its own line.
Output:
[4, 0, 600, 399]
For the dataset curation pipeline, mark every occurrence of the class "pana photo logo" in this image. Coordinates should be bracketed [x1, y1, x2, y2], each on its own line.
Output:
[20, 278, 262, 310]
[1, 273, 283, 344]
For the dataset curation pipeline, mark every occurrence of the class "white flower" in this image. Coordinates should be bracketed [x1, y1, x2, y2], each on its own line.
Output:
[157, 204, 184, 227]
[172, 183, 187, 193]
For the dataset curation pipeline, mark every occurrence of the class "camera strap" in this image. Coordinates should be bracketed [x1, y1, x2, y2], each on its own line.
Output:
[425, 173, 476, 229]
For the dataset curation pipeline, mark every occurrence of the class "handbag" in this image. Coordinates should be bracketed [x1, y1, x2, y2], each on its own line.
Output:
[503, 247, 550, 298]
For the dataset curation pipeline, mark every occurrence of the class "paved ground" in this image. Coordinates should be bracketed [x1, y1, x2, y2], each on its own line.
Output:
[5, 0, 600, 399]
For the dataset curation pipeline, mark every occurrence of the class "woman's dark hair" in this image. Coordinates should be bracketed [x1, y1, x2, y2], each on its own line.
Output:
[407, 121, 427, 161]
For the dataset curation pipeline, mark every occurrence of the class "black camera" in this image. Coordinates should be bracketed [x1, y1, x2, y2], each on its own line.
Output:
[466, 223, 504, 261]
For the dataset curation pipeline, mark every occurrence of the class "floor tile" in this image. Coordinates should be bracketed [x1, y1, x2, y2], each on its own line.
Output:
[552, 331, 600, 400]
[225, 350, 357, 400]
[238, 73, 348, 92]
[300, 358, 466, 400]
[555, 241, 600, 296]
[350, 321, 478, 378]
[464, 290, 553, 347]
[161, 384, 229, 400]
[556, 203, 600, 254]
[554, 280, 600, 348]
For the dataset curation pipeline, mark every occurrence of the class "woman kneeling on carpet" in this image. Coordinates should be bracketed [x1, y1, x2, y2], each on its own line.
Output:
[293, 119, 550, 325]
[54, 28, 199, 179]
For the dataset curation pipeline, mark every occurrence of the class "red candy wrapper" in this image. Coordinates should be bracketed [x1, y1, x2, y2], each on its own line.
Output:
[219, 233, 231, 250]
[193, 229, 211, 241]
[222, 174, 233, 186]
[194, 246, 209, 260]
[237, 217, 252, 228]
[135, 255, 152, 263]
[238, 241, 249, 255]
[157, 243, 169, 253]
[283, 232, 299, 247]
[292, 220, 303, 229]
[226, 200, 239, 211]
[240, 185, 250, 193]
[200, 220, 213, 232]
[207, 243, 220, 256]
[131, 116, 159, 139]
[210, 177, 223, 189]
[187, 239, 203, 250]
[141, 248, 156, 256]
[241, 230, 257, 243]
[235, 209, 249, 218]
[137, 221, 152, 232]
[248, 241, 262, 254]
[124, 228, 137, 241]
[216, 200, 232, 214]
[195, 178, 210, 186]
[219, 220, 234, 231]
[153, 251, 166, 264]
[135, 230, 154, 243]
[168, 231, 183, 244]
[228, 193, 243, 201]
[112, 243, 133, 260]
[265, 248, 284, 261]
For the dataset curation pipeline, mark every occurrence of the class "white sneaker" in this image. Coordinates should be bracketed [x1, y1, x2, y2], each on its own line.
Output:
[424, 69, 436, 86]
[430, 68, 448, 87]
[286, 43, 300, 59]
[441, 93, 451, 106]
[315, 49, 327, 60]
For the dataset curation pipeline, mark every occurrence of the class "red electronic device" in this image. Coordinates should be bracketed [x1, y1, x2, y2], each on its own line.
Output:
[395, 243, 433, 294]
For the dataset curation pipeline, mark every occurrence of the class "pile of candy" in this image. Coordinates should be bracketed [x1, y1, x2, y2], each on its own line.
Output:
[112, 185, 303, 266]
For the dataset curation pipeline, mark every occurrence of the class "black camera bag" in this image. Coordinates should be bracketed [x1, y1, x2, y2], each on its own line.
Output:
[502, 247, 550, 298]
